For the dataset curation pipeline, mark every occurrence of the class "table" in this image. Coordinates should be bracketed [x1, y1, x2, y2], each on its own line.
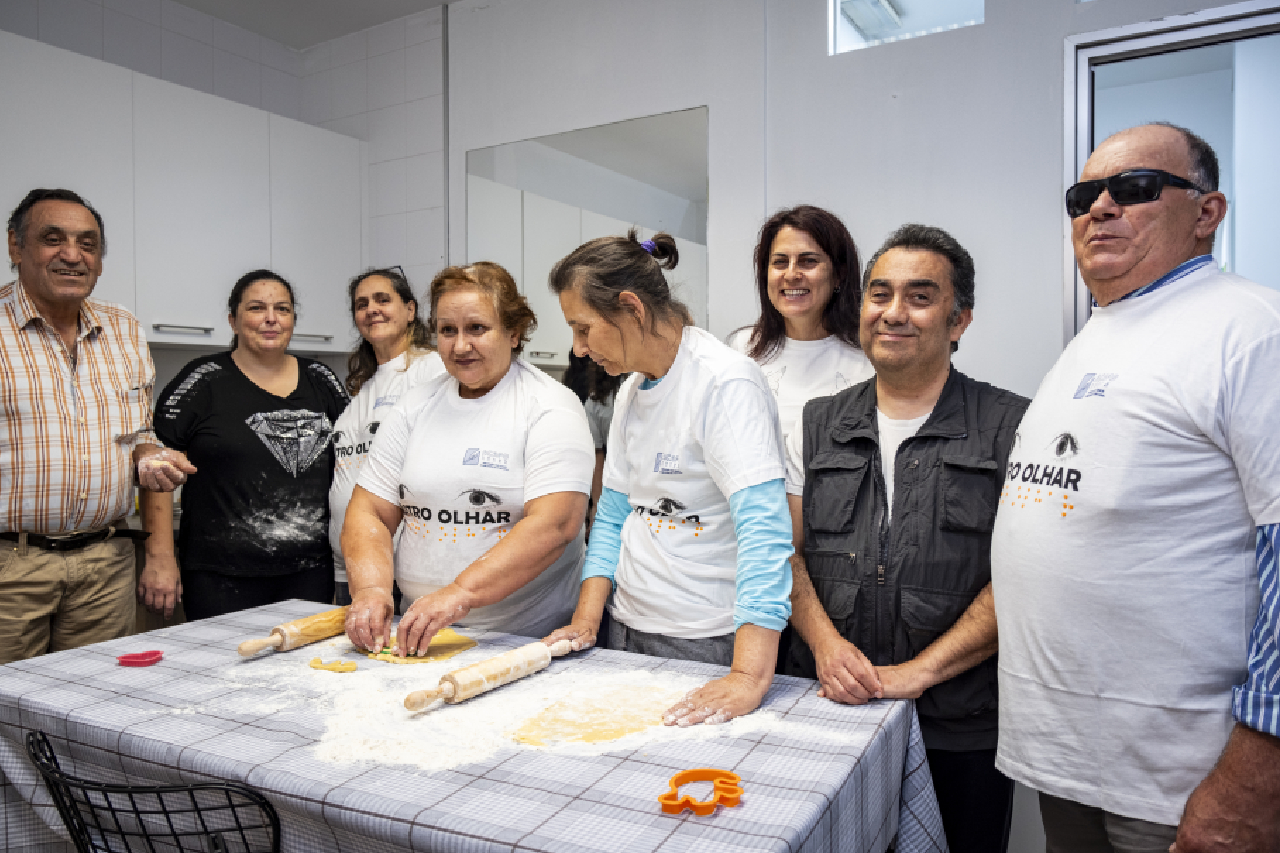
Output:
[1, 600, 947, 853]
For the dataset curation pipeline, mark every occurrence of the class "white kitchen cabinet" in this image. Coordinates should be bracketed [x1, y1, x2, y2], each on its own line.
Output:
[521, 192, 580, 368]
[466, 175, 523, 282]
[0, 32, 137, 311]
[269, 115, 363, 354]
[133, 73, 271, 349]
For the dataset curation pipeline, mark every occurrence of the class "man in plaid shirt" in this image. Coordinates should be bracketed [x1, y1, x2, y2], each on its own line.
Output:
[1, 188, 194, 664]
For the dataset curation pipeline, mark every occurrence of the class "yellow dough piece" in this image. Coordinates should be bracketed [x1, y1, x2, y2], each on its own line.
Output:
[309, 658, 358, 673]
[366, 628, 477, 664]
[512, 684, 688, 746]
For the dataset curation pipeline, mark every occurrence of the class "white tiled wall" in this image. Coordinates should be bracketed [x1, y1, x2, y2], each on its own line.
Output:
[0, 0, 304, 119]
[300, 8, 447, 290]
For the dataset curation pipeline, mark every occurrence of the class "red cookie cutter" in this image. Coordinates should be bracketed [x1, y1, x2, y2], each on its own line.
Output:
[117, 650, 163, 667]
[658, 769, 744, 816]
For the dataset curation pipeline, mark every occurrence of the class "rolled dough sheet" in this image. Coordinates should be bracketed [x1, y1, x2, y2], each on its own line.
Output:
[367, 628, 477, 664]
[512, 684, 689, 746]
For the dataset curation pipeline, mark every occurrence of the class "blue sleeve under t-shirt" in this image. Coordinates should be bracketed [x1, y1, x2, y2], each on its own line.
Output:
[583, 480, 793, 633]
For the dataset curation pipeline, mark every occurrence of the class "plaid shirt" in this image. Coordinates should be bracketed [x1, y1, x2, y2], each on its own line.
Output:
[0, 280, 157, 534]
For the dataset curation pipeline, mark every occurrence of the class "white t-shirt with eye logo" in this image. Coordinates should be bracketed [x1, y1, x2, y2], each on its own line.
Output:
[991, 266, 1280, 825]
[329, 350, 446, 582]
[604, 327, 785, 638]
[357, 357, 594, 637]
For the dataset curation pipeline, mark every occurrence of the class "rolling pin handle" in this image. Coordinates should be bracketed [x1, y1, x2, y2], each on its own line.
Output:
[237, 633, 284, 657]
[404, 681, 455, 712]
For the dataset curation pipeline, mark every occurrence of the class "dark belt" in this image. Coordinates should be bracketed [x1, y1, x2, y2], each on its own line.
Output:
[0, 526, 150, 553]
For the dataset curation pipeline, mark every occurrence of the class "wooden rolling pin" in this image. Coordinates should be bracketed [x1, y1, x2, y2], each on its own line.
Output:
[237, 606, 350, 656]
[404, 639, 573, 712]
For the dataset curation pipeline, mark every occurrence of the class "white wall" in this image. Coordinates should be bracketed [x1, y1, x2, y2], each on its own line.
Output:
[0, 0, 304, 118]
[298, 9, 447, 291]
[448, 0, 766, 341]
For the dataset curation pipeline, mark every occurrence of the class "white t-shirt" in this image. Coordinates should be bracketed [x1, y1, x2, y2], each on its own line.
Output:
[991, 266, 1280, 826]
[604, 326, 785, 638]
[329, 350, 446, 582]
[726, 329, 873, 446]
[357, 358, 594, 637]
[876, 409, 930, 520]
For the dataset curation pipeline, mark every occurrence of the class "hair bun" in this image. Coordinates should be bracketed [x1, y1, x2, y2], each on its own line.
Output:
[642, 231, 679, 271]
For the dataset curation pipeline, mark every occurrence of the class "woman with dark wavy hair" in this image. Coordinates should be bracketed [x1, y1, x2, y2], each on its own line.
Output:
[727, 205, 873, 444]
[329, 268, 444, 605]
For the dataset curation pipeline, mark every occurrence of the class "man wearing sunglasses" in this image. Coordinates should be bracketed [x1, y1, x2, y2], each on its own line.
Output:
[992, 122, 1280, 853]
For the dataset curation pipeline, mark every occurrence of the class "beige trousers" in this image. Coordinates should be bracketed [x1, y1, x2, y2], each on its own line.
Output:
[0, 536, 136, 665]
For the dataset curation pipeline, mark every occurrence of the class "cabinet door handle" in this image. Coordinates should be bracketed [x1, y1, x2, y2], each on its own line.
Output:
[292, 333, 334, 343]
[530, 351, 557, 359]
[152, 323, 213, 335]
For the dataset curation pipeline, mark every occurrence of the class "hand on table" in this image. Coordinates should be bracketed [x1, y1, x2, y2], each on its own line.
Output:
[543, 619, 600, 653]
[344, 588, 395, 653]
[137, 553, 182, 618]
[136, 448, 197, 491]
[395, 584, 475, 657]
[663, 671, 771, 727]
[812, 635, 882, 704]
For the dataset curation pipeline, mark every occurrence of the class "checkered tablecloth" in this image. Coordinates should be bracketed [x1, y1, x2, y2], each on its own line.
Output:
[1, 600, 947, 853]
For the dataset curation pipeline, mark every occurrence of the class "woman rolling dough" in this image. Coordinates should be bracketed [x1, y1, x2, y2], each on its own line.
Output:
[726, 205, 873, 443]
[329, 267, 444, 606]
[342, 262, 594, 657]
[545, 231, 793, 727]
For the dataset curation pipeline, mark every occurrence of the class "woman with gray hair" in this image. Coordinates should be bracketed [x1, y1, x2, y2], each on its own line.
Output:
[545, 230, 793, 727]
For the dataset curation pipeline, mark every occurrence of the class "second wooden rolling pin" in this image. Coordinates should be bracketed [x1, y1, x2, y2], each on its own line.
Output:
[237, 606, 350, 656]
[404, 639, 573, 712]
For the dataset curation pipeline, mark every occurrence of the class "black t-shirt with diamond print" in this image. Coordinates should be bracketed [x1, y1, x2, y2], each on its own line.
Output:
[156, 352, 350, 577]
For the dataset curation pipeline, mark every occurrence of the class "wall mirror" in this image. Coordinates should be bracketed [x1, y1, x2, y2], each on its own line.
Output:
[466, 107, 709, 373]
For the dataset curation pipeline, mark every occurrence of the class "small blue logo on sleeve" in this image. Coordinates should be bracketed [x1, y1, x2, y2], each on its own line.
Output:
[1072, 373, 1118, 399]
[462, 448, 480, 465]
[653, 452, 682, 474]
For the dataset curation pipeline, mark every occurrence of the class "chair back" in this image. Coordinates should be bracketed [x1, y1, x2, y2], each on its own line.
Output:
[24, 730, 280, 853]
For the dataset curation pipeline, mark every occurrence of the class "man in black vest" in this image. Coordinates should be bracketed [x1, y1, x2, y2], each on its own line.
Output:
[783, 224, 1027, 853]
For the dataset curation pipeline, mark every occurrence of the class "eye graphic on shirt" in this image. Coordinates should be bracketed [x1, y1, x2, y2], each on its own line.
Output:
[1050, 432, 1079, 458]
[460, 489, 501, 508]
[1012, 431, 1022, 449]
[332, 430, 345, 446]
[654, 497, 687, 515]
[399, 484, 409, 501]
[368, 421, 381, 435]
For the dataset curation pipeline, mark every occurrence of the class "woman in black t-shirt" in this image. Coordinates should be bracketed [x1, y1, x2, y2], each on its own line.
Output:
[155, 270, 350, 620]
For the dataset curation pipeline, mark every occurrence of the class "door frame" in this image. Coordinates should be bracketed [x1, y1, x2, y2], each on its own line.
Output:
[1062, 0, 1280, 342]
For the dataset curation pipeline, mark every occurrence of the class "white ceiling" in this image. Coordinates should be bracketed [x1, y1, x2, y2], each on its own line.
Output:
[176, 0, 446, 50]
[535, 109, 709, 203]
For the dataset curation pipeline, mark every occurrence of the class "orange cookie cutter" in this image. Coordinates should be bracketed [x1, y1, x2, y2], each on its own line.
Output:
[658, 769, 743, 816]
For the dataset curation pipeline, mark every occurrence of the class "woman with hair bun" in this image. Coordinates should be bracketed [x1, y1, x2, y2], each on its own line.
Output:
[545, 230, 793, 727]
[342, 262, 594, 658]
[727, 205, 873, 443]
[329, 267, 445, 606]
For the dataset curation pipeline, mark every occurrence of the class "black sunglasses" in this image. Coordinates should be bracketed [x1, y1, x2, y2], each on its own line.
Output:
[1065, 169, 1206, 219]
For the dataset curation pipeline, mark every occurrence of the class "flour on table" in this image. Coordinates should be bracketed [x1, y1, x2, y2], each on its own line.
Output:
[177, 632, 859, 773]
